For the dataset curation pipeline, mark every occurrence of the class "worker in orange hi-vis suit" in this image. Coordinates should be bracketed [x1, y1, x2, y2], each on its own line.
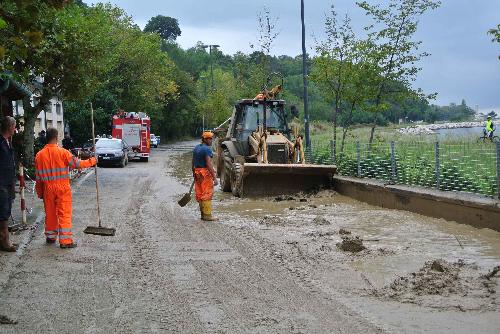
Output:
[35, 128, 96, 249]
[192, 131, 218, 221]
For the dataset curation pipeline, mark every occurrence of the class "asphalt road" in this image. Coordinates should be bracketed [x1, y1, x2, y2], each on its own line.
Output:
[0, 143, 385, 333]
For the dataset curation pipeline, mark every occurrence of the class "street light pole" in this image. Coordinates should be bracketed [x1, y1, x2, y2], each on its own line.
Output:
[301, 0, 310, 149]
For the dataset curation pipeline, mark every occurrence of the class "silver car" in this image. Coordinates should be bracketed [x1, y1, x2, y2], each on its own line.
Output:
[95, 138, 129, 168]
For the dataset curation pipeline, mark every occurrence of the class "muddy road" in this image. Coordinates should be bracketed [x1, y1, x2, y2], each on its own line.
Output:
[0, 141, 498, 333]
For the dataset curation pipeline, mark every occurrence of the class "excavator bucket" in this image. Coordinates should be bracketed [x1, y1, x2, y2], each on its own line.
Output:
[238, 163, 337, 197]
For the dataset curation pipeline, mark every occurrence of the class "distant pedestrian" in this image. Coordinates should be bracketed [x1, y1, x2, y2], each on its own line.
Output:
[37, 130, 47, 146]
[192, 131, 218, 221]
[484, 116, 495, 141]
[35, 128, 96, 248]
[62, 132, 74, 151]
[0, 116, 18, 252]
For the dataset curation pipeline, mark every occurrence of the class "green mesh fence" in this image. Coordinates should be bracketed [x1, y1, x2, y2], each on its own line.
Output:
[307, 140, 500, 198]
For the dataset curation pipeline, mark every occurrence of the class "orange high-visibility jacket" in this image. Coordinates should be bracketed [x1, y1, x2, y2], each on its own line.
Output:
[35, 144, 96, 197]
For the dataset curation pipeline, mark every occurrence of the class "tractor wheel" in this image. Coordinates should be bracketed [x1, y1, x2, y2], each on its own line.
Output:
[220, 150, 232, 192]
[231, 162, 243, 197]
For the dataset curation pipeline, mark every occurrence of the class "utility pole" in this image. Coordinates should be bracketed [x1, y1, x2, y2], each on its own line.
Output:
[301, 0, 310, 149]
[202, 44, 220, 90]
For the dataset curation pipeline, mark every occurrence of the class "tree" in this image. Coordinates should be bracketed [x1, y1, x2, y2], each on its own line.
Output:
[357, 0, 440, 143]
[312, 8, 357, 155]
[65, 6, 178, 145]
[312, 7, 379, 153]
[144, 15, 181, 42]
[488, 24, 500, 59]
[6, 3, 120, 166]
[487, 110, 498, 119]
[0, 0, 69, 74]
[250, 7, 280, 91]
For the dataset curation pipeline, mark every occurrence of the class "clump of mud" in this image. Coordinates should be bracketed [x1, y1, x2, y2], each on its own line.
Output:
[0, 314, 17, 324]
[339, 228, 351, 235]
[274, 195, 296, 202]
[259, 215, 287, 226]
[337, 236, 366, 252]
[375, 259, 499, 311]
[305, 231, 335, 238]
[312, 216, 330, 225]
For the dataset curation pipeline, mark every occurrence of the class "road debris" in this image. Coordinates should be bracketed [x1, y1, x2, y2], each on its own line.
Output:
[337, 236, 366, 252]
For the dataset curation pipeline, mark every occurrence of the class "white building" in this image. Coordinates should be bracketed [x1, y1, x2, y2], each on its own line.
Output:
[13, 96, 66, 144]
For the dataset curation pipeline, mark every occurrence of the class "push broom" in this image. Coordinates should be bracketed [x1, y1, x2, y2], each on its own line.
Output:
[84, 103, 116, 236]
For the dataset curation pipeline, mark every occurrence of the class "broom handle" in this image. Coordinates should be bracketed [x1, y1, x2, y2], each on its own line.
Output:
[189, 180, 195, 194]
[90, 103, 102, 227]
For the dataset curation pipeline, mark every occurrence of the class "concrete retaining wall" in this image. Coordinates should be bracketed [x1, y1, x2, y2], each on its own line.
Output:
[333, 176, 500, 232]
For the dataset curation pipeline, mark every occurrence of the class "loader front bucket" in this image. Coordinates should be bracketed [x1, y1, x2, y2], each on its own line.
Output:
[239, 163, 337, 197]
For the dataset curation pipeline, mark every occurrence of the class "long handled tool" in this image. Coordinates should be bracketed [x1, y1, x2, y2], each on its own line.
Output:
[84, 103, 116, 236]
[178, 180, 195, 207]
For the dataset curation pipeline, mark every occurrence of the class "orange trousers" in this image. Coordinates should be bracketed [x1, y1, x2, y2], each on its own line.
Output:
[194, 168, 213, 202]
[43, 183, 73, 245]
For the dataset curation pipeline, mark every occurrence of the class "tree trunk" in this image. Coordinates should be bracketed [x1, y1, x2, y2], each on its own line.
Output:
[369, 123, 376, 144]
[22, 105, 37, 168]
[340, 101, 356, 153]
[22, 95, 45, 168]
[332, 106, 338, 157]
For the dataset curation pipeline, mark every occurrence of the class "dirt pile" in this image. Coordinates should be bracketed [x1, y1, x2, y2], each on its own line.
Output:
[375, 259, 499, 311]
[337, 236, 366, 252]
[312, 216, 330, 225]
[339, 228, 351, 235]
[259, 215, 287, 226]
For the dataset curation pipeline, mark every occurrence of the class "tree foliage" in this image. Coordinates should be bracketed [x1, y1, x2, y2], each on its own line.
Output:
[144, 15, 181, 42]
[488, 24, 500, 59]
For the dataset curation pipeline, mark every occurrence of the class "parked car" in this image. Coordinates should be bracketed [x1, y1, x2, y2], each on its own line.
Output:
[150, 134, 158, 148]
[95, 138, 129, 167]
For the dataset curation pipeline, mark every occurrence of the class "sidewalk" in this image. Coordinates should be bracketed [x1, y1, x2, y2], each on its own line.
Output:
[0, 169, 94, 295]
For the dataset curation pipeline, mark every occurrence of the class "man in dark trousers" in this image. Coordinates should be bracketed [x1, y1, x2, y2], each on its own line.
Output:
[62, 132, 74, 151]
[0, 116, 17, 252]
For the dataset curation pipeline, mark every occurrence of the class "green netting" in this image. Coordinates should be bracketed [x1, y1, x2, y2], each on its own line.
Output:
[307, 140, 499, 198]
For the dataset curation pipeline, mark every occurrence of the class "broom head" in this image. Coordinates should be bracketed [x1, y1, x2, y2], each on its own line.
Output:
[84, 226, 116, 236]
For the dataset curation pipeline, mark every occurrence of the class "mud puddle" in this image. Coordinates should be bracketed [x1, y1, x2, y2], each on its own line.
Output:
[169, 150, 500, 333]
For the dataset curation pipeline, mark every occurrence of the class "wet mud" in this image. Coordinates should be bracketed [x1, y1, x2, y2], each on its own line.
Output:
[374, 259, 499, 312]
[169, 149, 500, 333]
[337, 236, 366, 252]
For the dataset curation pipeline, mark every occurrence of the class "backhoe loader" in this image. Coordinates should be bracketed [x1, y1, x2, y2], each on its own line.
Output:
[214, 82, 337, 197]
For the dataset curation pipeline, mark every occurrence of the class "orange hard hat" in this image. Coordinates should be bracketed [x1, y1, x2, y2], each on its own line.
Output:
[201, 131, 214, 139]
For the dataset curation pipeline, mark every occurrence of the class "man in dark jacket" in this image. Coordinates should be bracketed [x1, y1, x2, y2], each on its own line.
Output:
[0, 116, 17, 252]
[62, 132, 74, 151]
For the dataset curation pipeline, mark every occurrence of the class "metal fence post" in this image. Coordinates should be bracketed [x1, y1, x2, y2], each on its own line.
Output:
[356, 141, 361, 178]
[390, 141, 396, 183]
[435, 142, 440, 190]
[330, 140, 336, 164]
[496, 142, 500, 199]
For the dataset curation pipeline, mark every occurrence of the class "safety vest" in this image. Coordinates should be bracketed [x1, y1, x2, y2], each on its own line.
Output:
[486, 120, 493, 132]
[35, 144, 94, 185]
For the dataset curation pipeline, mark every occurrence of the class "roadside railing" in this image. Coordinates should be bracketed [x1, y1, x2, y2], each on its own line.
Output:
[306, 140, 500, 199]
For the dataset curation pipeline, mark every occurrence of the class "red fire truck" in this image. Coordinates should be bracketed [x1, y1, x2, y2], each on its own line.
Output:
[111, 110, 151, 161]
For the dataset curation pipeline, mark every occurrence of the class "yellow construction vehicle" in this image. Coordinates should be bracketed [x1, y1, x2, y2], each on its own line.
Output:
[214, 78, 337, 197]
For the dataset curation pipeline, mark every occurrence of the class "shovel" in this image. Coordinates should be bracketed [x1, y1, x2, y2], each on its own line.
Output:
[84, 103, 116, 237]
[178, 180, 195, 207]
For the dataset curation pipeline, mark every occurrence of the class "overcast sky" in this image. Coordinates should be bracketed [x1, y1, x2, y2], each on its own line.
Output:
[95, 0, 500, 113]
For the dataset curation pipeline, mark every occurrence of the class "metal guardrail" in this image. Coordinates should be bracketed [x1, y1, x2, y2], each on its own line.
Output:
[307, 140, 500, 199]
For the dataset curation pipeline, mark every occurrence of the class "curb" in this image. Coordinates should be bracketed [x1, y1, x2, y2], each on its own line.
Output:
[0, 211, 44, 290]
[0, 168, 94, 290]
